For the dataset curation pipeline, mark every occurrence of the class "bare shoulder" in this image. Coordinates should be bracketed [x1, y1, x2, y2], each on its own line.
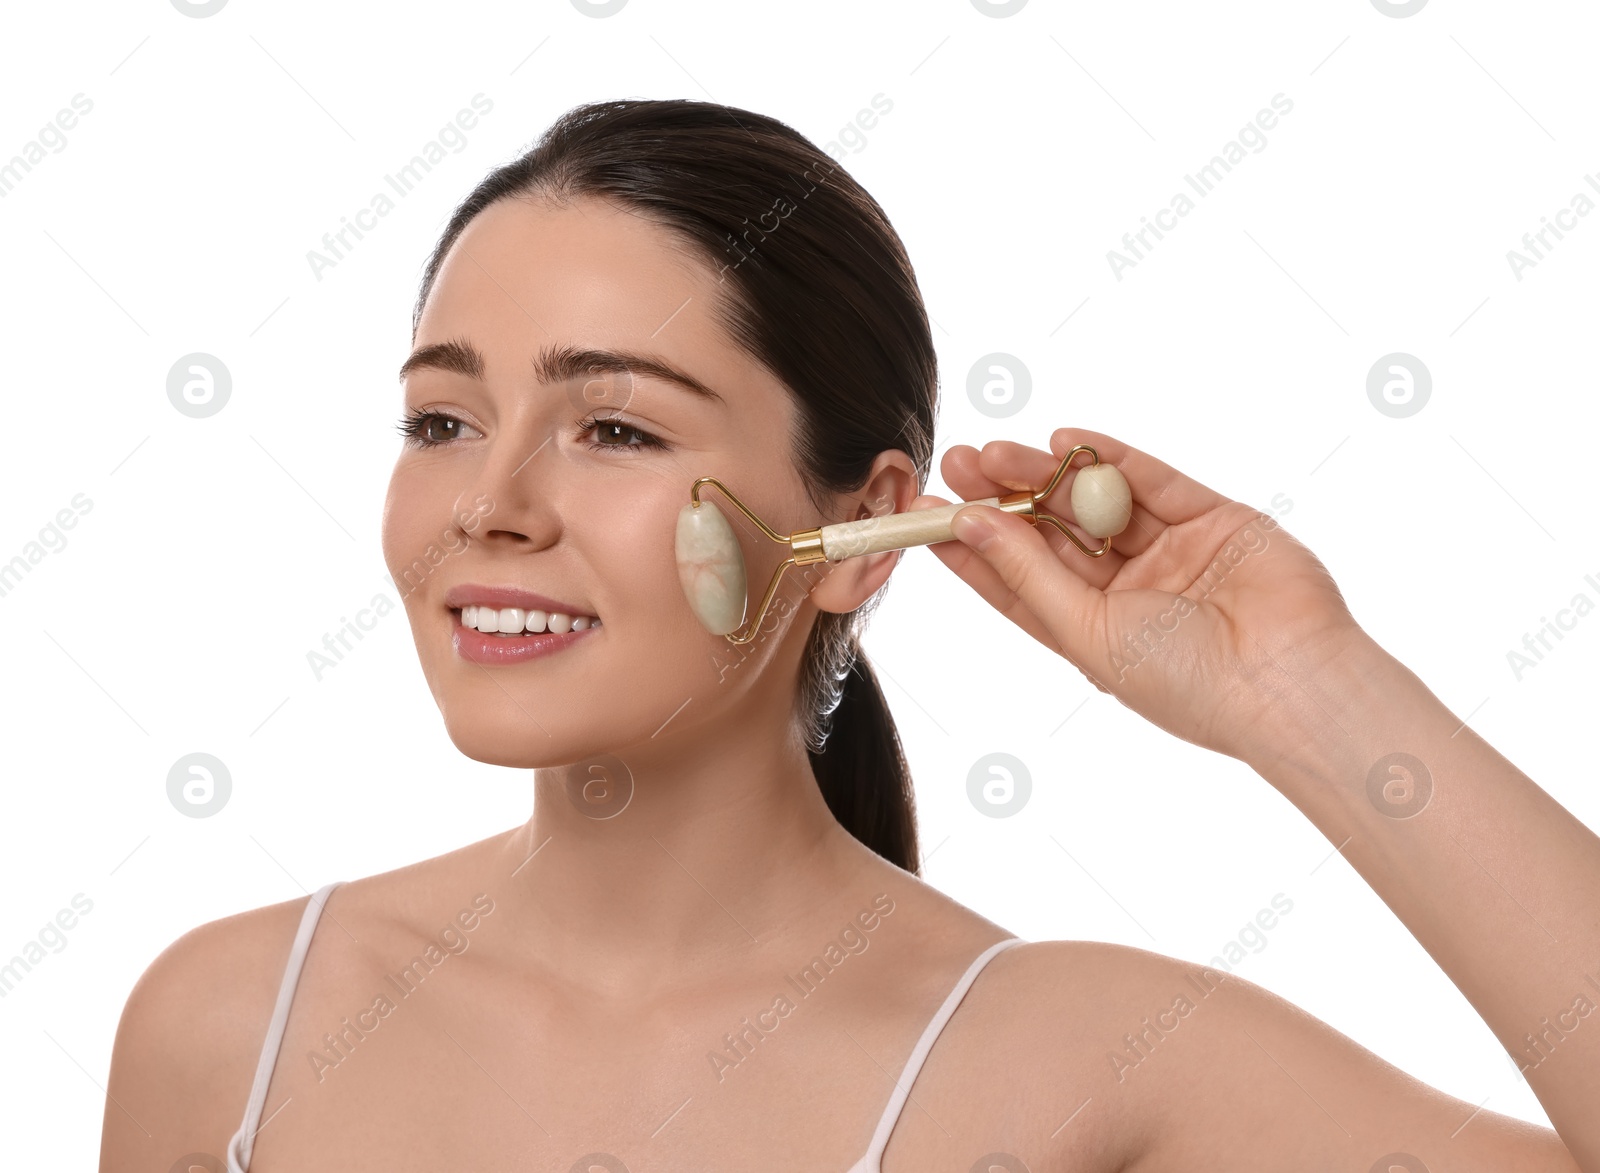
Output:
[99, 829, 518, 1169]
[929, 939, 1176, 1169]
[100, 890, 321, 1170]
[967, 940, 1577, 1173]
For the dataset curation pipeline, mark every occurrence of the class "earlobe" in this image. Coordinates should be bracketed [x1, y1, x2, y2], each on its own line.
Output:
[805, 542, 902, 616]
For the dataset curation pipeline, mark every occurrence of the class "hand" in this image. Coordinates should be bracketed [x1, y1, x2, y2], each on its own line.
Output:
[915, 427, 1369, 764]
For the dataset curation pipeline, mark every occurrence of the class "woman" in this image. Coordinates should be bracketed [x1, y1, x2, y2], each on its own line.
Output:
[100, 98, 1598, 1172]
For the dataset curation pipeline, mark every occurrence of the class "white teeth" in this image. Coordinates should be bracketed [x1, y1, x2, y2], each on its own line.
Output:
[458, 604, 598, 635]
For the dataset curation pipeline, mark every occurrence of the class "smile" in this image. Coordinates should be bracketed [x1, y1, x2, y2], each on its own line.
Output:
[458, 604, 600, 635]
[450, 607, 601, 665]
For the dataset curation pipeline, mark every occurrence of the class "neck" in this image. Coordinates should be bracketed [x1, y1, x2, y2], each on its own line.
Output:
[488, 702, 878, 1001]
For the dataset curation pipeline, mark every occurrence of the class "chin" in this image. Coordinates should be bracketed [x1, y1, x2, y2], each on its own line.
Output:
[438, 700, 649, 773]
[437, 706, 572, 770]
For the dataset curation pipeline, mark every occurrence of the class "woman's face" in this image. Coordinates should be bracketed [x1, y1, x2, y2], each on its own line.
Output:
[381, 194, 898, 770]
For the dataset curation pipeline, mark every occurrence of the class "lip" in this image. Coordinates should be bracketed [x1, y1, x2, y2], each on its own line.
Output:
[444, 582, 594, 617]
[451, 610, 599, 665]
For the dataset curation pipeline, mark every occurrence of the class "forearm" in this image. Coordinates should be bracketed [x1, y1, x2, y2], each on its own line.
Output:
[1245, 631, 1600, 1165]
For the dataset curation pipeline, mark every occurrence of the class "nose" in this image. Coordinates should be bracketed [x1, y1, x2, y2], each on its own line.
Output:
[454, 417, 565, 550]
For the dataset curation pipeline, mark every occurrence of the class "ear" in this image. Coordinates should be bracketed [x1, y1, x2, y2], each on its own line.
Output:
[806, 449, 921, 615]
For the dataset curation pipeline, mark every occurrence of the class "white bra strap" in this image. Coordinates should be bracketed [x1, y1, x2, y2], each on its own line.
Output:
[227, 880, 345, 1171]
[859, 936, 1026, 1162]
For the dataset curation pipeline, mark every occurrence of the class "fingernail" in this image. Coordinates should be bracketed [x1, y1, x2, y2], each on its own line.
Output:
[951, 509, 997, 552]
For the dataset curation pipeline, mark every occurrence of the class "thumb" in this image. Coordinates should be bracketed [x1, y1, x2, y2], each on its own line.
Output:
[949, 503, 1105, 665]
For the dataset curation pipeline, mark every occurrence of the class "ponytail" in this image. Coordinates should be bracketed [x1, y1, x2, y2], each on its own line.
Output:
[802, 606, 920, 874]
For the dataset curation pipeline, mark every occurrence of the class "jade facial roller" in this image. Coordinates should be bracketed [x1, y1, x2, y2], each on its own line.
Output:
[676, 443, 1134, 645]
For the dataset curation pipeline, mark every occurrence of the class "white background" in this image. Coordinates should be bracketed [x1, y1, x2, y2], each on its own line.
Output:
[1, 0, 1596, 1164]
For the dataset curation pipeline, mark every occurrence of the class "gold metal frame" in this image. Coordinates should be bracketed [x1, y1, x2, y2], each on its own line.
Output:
[687, 444, 1114, 645]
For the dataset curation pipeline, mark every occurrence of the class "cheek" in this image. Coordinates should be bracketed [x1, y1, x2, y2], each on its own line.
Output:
[605, 498, 691, 617]
[380, 466, 448, 585]
[594, 487, 749, 664]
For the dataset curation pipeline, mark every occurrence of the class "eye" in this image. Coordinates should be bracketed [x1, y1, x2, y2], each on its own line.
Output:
[394, 408, 668, 453]
[395, 408, 478, 449]
[577, 413, 668, 453]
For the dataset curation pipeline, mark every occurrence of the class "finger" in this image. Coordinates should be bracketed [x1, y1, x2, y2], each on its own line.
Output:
[911, 493, 1066, 653]
[944, 428, 1236, 560]
[1042, 426, 1233, 527]
[993, 440, 1174, 563]
[939, 444, 1132, 592]
[947, 499, 1107, 660]
[943, 439, 1166, 563]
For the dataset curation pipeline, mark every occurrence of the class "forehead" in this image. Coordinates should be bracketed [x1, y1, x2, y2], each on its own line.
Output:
[409, 194, 805, 465]
[416, 195, 728, 373]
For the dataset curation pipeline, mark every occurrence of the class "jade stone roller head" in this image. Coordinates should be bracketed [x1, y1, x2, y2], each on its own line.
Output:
[676, 443, 1133, 645]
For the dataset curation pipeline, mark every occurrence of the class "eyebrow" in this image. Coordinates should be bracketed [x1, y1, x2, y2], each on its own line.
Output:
[398, 338, 724, 405]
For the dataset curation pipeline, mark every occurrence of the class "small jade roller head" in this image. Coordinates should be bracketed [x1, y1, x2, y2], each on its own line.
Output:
[674, 445, 1132, 642]
[1065, 463, 1134, 539]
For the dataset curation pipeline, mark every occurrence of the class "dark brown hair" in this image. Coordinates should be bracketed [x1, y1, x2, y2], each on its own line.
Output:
[413, 99, 936, 874]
